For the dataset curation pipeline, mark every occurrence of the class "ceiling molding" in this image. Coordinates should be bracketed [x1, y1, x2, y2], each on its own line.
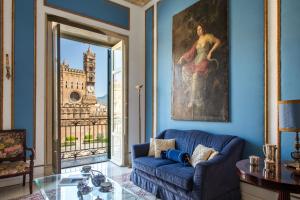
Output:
[123, 0, 151, 7]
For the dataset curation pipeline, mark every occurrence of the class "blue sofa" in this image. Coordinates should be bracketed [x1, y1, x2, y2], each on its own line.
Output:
[131, 129, 245, 200]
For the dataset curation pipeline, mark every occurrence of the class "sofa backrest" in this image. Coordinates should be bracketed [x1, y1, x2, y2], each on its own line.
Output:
[158, 129, 236, 155]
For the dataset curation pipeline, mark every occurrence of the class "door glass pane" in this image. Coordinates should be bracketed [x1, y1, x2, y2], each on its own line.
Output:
[112, 71, 122, 133]
[113, 47, 122, 70]
[110, 40, 124, 166]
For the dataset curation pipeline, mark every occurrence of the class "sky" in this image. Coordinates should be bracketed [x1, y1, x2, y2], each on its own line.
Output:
[61, 37, 108, 98]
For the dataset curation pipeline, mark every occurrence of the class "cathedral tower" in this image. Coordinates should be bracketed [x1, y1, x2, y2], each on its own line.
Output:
[82, 47, 97, 104]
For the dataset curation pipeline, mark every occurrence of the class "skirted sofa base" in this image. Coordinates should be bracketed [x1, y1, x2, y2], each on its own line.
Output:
[131, 168, 241, 200]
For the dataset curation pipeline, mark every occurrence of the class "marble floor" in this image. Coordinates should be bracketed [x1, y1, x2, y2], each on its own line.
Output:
[0, 161, 133, 200]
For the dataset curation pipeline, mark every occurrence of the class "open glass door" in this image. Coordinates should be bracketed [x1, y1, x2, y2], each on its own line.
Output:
[52, 23, 61, 174]
[110, 41, 125, 166]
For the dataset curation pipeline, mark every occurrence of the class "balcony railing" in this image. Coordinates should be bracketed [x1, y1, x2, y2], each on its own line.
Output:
[60, 116, 108, 159]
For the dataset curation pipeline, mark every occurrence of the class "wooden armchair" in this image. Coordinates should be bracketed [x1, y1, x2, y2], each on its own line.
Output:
[0, 129, 35, 194]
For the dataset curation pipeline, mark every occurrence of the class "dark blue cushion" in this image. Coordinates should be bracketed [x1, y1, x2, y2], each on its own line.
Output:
[162, 149, 190, 165]
[133, 157, 176, 176]
[162, 129, 235, 155]
[155, 163, 194, 191]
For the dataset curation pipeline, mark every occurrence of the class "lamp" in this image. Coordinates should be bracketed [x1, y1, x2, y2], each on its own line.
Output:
[279, 100, 300, 165]
[135, 84, 143, 144]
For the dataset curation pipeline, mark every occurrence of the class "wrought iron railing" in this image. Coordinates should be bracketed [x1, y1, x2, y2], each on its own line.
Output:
[60, 116, 108, 159]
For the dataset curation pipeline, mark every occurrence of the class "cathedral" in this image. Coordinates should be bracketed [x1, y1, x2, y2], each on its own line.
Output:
[60, 47, 107, 120]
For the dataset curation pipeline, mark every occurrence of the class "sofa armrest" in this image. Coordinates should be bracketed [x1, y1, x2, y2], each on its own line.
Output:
[131, 143, 150, 160]
[193, 137, 244, 199]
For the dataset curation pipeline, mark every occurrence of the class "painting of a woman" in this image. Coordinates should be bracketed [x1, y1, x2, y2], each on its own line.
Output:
[172, 0, 228, 121]
[177, 24, 220, 109]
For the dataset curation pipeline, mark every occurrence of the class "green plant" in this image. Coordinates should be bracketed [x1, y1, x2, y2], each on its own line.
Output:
[83, 133, 94, 143]
[65, 135, 78, 142]
[84, 133, 93, 140]
[96, 134, 108, 143]
[61, 141, 75, 147]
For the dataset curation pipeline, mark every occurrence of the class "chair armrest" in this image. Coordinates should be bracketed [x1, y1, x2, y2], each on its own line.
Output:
[193, 138, 244, 199]
[25, 147, 35, 162]
[131, 143, 150, 160]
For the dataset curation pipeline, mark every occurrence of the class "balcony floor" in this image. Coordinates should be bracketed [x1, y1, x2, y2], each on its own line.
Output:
[61, 153, 108, 169]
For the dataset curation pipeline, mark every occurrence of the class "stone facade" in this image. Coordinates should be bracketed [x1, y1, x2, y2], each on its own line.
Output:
[60, 47, 97, 107]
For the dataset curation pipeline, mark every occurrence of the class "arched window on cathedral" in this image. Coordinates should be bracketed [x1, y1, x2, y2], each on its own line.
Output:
[71, 82, 73, 89]
[65, 81, 67, 88]
[77, 82, 79, 89]
[82, 83, 84, 90]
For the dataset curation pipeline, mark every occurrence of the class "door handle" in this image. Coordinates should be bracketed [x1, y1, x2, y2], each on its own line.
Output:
[5, 54, 11, 80]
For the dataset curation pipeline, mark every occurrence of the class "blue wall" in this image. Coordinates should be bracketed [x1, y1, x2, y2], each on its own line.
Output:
[145, 7, 154, 142]
[12, 0, 130, 148]
[281, 0, 300, 161]
[45, 0, 130, 30]
[155, 0, 265, 157]
[13, 0, 35, 147]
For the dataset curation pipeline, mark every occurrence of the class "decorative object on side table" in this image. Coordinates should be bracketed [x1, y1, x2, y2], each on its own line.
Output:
[278, 100, 300, 175]
[249, 155, 260, 173]
[262, 144, 277, 178]
[263, 144, 277, 162]
[249, 155, 260, 166]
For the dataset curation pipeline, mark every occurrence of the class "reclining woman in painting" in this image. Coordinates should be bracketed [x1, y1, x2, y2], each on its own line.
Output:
[177, 24, 221, 111]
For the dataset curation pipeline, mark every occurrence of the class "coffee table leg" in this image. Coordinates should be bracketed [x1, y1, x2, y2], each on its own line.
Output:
[278, 191, 290, 200]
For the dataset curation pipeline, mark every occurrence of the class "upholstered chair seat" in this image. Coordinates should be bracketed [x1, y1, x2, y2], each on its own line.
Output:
[0, 161, 30, 176]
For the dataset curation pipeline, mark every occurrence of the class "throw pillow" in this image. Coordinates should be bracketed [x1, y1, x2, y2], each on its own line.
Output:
[190, 144, 214, 167]
[154, 139, 175, 158]
[164, 149, 190, 165]
[208, 150, 219, 160]
[148, 138, 155, 156]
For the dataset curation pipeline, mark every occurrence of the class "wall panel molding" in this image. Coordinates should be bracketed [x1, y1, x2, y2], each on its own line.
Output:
[279, 0, 300, 161]
[44, 0, 130, 30]
[264, 0, 269, 144]
[11, 0, 14, 129]
[276, 0, 281, 162]
[12, 0, 36, 148]
[0, 0, 3, 129]
[145, 5, 154, 142]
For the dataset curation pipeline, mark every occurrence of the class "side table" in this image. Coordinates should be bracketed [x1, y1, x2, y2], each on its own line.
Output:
[236, 159, 300, 200]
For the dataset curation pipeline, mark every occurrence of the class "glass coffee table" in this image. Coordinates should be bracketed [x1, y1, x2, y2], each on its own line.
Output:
[34, 172, 140, 200]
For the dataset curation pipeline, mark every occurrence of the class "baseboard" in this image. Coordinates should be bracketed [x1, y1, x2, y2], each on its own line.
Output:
[240, 182, 278, 200]
[292, 194, 300, 200]
[0, 165, 44, 188]
[242, 192, 264, 200]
